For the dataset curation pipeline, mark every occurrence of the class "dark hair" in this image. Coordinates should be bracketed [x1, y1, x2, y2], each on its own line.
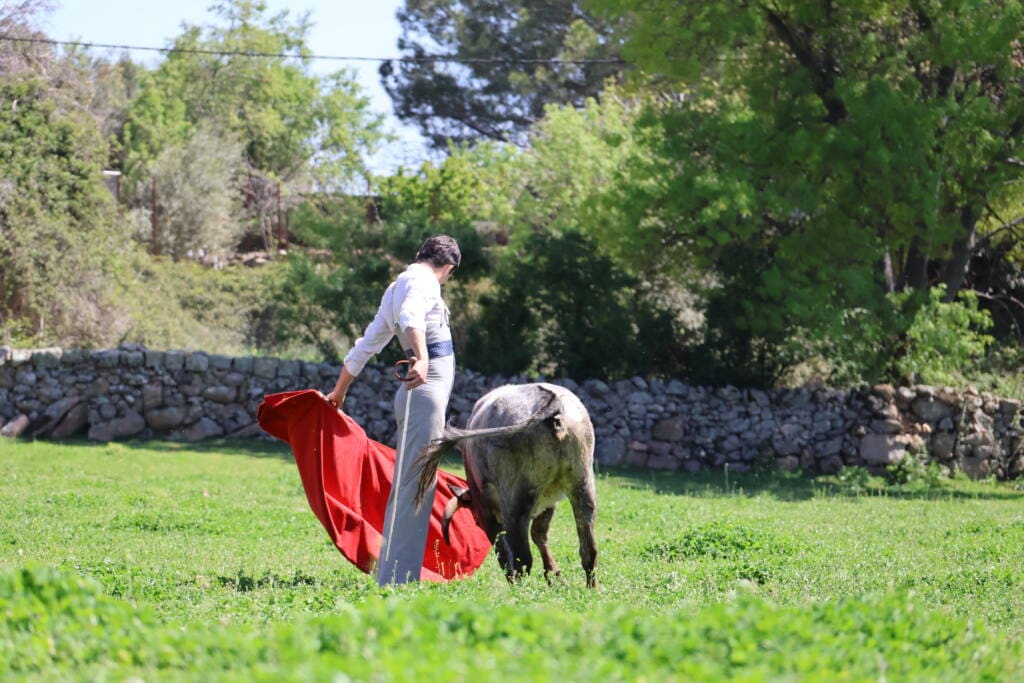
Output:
[415, 235, 461, 269]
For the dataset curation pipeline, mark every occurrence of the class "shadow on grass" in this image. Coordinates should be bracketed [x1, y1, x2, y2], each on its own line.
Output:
[599, 464, 1024, 502]
[32, 435, 294, 461]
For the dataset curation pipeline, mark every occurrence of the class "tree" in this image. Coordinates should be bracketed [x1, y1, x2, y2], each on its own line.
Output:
[0, 78, 128, 345]
[138, 124, 245, 260]
[591, 0, 1024, 382]
[120, 0, 384, 253]
[381, 0, 624, 147]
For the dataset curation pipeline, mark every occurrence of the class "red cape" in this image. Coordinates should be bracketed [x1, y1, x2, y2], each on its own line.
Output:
[257, 390, 491, 582]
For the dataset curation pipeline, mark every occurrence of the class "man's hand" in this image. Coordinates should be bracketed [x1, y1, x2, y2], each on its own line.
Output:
[325, 389, 347, 409]
[404, 356, 429, 388]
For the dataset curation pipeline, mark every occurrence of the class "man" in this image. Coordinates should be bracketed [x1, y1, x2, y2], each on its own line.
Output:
[326, 235, 459, 585]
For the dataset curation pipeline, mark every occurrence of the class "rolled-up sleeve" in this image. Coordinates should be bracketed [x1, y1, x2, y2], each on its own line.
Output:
[343, 306, 394, 377]
[397, 277, 439, 332]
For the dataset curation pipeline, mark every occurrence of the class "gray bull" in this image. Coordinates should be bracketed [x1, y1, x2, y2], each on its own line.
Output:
[415, 383, 598, 587]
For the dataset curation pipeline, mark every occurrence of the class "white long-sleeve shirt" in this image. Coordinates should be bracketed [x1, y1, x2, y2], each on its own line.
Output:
[343, 263, 448, 376]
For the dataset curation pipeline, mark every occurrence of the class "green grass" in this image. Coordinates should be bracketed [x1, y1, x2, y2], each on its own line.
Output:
[2, 437, 1024, 680]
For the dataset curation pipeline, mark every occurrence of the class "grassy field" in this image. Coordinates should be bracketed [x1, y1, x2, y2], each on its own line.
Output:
[2, 436, 1023, 681]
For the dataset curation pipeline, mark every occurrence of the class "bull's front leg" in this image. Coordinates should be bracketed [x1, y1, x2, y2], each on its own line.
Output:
[530, 506, 560, 583]
[568, 481, 598, 589]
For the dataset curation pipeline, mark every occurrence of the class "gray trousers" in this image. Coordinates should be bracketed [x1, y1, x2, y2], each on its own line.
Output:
[376, 353, 454, 585]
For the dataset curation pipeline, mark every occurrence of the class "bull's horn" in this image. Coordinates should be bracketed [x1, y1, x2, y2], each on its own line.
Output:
[441, 495, 461, 545]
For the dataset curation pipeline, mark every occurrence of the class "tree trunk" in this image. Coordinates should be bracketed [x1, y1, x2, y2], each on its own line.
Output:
[943, 206, 978, 301]
[900, 237, 930, 291]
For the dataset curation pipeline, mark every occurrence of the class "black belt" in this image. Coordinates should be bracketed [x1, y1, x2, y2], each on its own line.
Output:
[404, 339, 454, 360]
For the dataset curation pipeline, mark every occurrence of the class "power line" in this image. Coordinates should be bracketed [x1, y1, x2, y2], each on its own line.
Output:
[0, 34, 627, 66]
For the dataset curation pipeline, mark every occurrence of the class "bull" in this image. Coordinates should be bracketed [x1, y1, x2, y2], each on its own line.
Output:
[415, 383, 598, 588]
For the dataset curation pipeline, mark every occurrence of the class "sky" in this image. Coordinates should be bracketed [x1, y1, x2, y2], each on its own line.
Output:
[42, 0, 433, 173]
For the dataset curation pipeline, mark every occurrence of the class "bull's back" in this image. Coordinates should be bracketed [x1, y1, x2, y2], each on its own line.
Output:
[464, 383, 595, 516]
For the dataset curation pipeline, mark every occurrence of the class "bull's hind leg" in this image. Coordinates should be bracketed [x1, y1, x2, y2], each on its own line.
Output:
[530, 506, 560, 583]
[568, 481, 598, 588]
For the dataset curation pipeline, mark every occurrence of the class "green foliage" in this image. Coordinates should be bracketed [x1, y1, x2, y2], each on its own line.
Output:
[383, 0, 623, 147]
[122, 0, 381, 184]
[0, 77, 129, 346]
[110, 252, 280, 354]
[2, 439, 1024, 679]
[2, 566, 1021, 680]
[894, 285, 995, 386]
[263, 186, 487, 361]
[589, 0, 1024, 385]
[135, 123, 246, 260]
[835, 466, 873, 495]
[466, 230, 681, 379]
[886, 448, 950, 490]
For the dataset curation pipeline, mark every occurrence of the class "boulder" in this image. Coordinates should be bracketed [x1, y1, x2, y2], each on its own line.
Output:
[594, 434, 627, 466]
[169, 417, 224, 442]
[652, 416, 685, 442]
[88, 410, 145, 442]
[145, 406, 188, 431]
[859, 434, 907, 465]
[51, 402, 88, 439]
[912, 396, 954, 422]
[202, 385, 236, 404]
[0, 414, 30, 438]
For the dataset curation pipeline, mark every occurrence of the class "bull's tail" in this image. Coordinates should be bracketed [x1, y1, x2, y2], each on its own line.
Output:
[413, 388, 561, 509]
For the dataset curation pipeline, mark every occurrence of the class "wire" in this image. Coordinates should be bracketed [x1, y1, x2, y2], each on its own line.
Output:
[0, 34, 627, 66]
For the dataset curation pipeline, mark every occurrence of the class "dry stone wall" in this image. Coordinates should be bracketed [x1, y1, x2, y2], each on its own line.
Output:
[1, 346, 1021, 479]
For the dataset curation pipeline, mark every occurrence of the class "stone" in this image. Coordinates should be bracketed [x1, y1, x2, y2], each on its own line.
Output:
[233, 356, 255, 373]
[9, 349, 32, 365]
[88, 410, 145, 442]
[958, 455, 991, 480]
[870, 419, 904, 434]
[185, 353, 209, 373]
[253, 357, 278, 379]
[123, 351, 144, 368]
[202, 385, 236, 404]
[170, 417, 224, 442]
[859, 434, 907, 465]
[872, 384, 896, 401]
[652, 416, 685, 442]
[228, 422, 265, 438]
[278, 360, 301, 378]
[912, 395, 955, 422]
[144, 351, 165, 369]
[625, 448, 649, 468]
[819, 455, 844, 475]
[33, 397, 81, 437]
[647, 453, 678, 470]
[142, 383, 163, 410]
[164, 351, 184, 371]
[145, 406, 188, 431]
[15, 368, 37, 385]
[0, 414, 30, 438]
[648, 441, 674, 457]
[51, 402, 88, 439]
[819, 436, 843, 457]
[595, 434, 627, 466]
[31, 349, 62, 368]
[772, 423, 803, 456]
[665, 379, 688, 397]
[0, 346, 9, 364]
[209, 354, 232, 371]
[94, 350, 120, 368]
[776, 455, 800, 472]
[931, 432, 956, 459]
